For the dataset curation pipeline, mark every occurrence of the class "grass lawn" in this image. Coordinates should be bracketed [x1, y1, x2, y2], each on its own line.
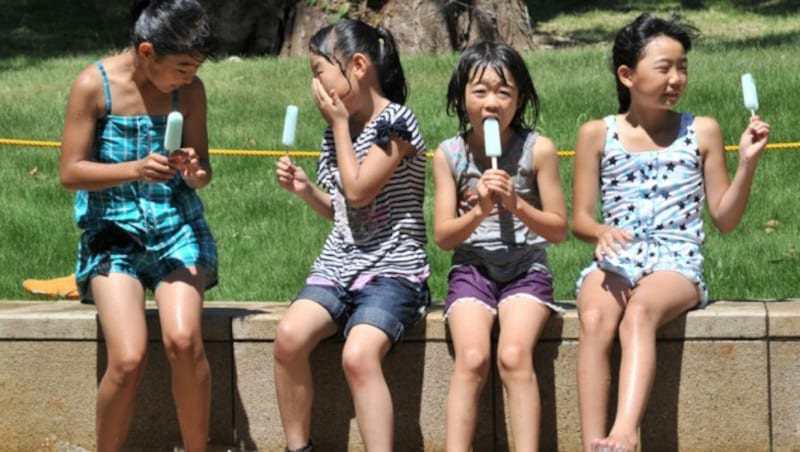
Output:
[1, 4, 799, 302]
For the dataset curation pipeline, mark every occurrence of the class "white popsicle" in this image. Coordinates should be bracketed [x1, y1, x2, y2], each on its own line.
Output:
[483, 118, 501, 170]
[282, 105, 298, 148]
[164, 111, 183, 151]
[741, 73, 759, 116]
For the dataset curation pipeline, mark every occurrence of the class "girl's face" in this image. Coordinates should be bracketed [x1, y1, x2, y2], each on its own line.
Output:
[310, 53, 354, 105]
[625, 35, 688, 110]
[141, 46, 203, 93]
[464, 64, 519, 140]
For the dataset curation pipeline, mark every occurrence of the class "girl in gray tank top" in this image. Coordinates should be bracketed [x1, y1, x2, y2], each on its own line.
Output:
[432, 41, 568, 451]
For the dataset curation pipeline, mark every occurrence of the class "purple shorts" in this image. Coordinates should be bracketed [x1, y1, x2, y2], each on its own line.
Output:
[443, 264, 556, 315]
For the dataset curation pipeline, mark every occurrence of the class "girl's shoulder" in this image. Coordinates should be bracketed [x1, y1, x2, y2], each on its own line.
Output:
[437, 134, 467, 174]
[691, 115, 722, 135]
[577, 118, 610, 140]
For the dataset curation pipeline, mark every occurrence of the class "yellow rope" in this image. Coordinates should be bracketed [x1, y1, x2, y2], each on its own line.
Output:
[2, 137, 799, 158]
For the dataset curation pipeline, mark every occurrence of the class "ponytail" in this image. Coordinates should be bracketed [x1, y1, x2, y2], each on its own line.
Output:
[374, 27, 407, 104]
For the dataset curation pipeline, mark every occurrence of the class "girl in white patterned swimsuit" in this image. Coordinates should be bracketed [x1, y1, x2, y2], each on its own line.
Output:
[572, 13, 771, 452]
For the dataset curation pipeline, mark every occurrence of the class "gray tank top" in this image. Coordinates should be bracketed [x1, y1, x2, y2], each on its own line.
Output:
[439, 130, 550, 283]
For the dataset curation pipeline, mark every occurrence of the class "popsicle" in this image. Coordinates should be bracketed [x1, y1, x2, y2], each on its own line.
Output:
[164, 111, 183, 151]
[164, 111, 187, 165]
[483, 118, 501, 170]
[741, 73, 759, 117]
[282, 105, 298, 157]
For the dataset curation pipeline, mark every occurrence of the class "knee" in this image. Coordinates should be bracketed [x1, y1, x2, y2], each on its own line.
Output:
[107, 350, 147, 386]
[163, 328, 204, 362]
[455, 346, 491, 379]
[579, 308, 618, 341]
[497, 343, 532, 377]
[618, 304, 657, 339]
[273, 319, 310, 365]
[341, 345, 381, 385]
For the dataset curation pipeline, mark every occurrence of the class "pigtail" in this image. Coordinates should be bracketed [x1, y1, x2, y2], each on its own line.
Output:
[375, 26, 408, 105]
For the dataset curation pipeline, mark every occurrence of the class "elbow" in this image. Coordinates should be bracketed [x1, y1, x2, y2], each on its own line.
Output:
[716, 222, 737, 235]
[343, 190, 374, 209]
[434, 236, 455, 251]
[59, 172, 79, 191]
[549, 227, 569, 244]
[433, 228, 455, 251]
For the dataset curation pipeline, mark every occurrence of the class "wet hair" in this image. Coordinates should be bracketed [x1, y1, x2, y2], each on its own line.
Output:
[611, 13, 698, 113]
[309, 19, 408, 104]
[130, 0, 215, 59]
[446, 41, 540, 134]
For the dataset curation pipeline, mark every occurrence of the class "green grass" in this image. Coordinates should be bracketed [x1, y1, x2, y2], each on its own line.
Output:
[1, 7, 799, 302]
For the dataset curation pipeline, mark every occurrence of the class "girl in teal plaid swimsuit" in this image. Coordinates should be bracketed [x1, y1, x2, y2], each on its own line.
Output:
[572, 13, 770, 452]
[59, 1, 216, 450]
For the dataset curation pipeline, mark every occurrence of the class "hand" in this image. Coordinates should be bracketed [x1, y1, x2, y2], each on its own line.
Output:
[738, 115, 771, 162]
[276, 155, 311, 195]
[594, 225, 632, 261]
[311, 78, 349, 126]
[482, 169, 517, 212]
[170, 147, 208, 183]
[139, 153, 176, 183]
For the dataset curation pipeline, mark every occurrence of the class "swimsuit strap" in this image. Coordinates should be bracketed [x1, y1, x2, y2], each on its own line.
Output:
[94, 61, 112, 115]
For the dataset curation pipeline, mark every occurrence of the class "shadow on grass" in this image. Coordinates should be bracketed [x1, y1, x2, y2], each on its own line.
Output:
[0, 1, 128, 60]
[2, 0, 800, 62]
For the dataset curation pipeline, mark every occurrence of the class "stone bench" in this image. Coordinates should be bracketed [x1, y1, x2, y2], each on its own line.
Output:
[1, 299, 798, 451]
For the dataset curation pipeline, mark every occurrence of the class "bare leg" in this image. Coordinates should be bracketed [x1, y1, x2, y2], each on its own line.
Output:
[92, 273, 148, 452]
[496, 297, 551, 452]
[594, 271, 698, 452]
[155, 266, 210, 452]
[341, 324, 394, 452]
[273, 300, 338, 450]
[445, 301, 495, 452]
[577, 270, 628, 452]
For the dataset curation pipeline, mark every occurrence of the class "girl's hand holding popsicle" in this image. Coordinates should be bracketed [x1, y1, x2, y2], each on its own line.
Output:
[738, 73, 771, 162]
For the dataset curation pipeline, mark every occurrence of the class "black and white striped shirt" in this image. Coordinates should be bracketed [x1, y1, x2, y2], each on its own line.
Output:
[310, 103, 429, 288]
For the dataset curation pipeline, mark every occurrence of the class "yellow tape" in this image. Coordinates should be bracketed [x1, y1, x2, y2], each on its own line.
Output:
[2, 137, 799, 158]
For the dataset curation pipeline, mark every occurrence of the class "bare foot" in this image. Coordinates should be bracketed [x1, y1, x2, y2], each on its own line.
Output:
[590, 432, 637, 452]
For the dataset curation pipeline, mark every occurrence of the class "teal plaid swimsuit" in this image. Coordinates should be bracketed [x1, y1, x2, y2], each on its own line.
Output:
[74, 62, 218, 302]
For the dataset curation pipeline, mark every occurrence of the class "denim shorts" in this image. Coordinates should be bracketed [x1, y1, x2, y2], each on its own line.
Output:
[295, 276, 430, 344]
[443, 264, 561, 316]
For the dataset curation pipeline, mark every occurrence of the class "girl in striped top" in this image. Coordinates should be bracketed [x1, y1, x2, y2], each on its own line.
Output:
[433, 42, 568, 451]
[274, 19, 429, 452]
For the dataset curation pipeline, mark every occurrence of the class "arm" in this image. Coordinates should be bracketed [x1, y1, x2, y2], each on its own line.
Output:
[60, 65, 175, 191]
[432, 148, 493, 250]
[312, 78, 407, 208]
[490, 135, 567, 243]
[275, 156, 333, 220]
[699, 115, 770, 234]
[175, 77, 212, 189]
[571, 119, 632, 259]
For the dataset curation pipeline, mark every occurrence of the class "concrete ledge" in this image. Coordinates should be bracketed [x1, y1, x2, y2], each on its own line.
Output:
[0, 299, 798, 451]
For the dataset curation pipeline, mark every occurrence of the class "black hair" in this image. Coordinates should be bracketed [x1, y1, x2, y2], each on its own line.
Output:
[308, 19, 408, 105]
[611, 13, 699, 113]
[446, 41, 540, 134]
[130, 0, 215, 59]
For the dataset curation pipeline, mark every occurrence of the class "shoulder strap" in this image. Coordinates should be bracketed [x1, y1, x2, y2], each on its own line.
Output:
[94, 61, 112, 115]
[171, 90, 180, 111]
